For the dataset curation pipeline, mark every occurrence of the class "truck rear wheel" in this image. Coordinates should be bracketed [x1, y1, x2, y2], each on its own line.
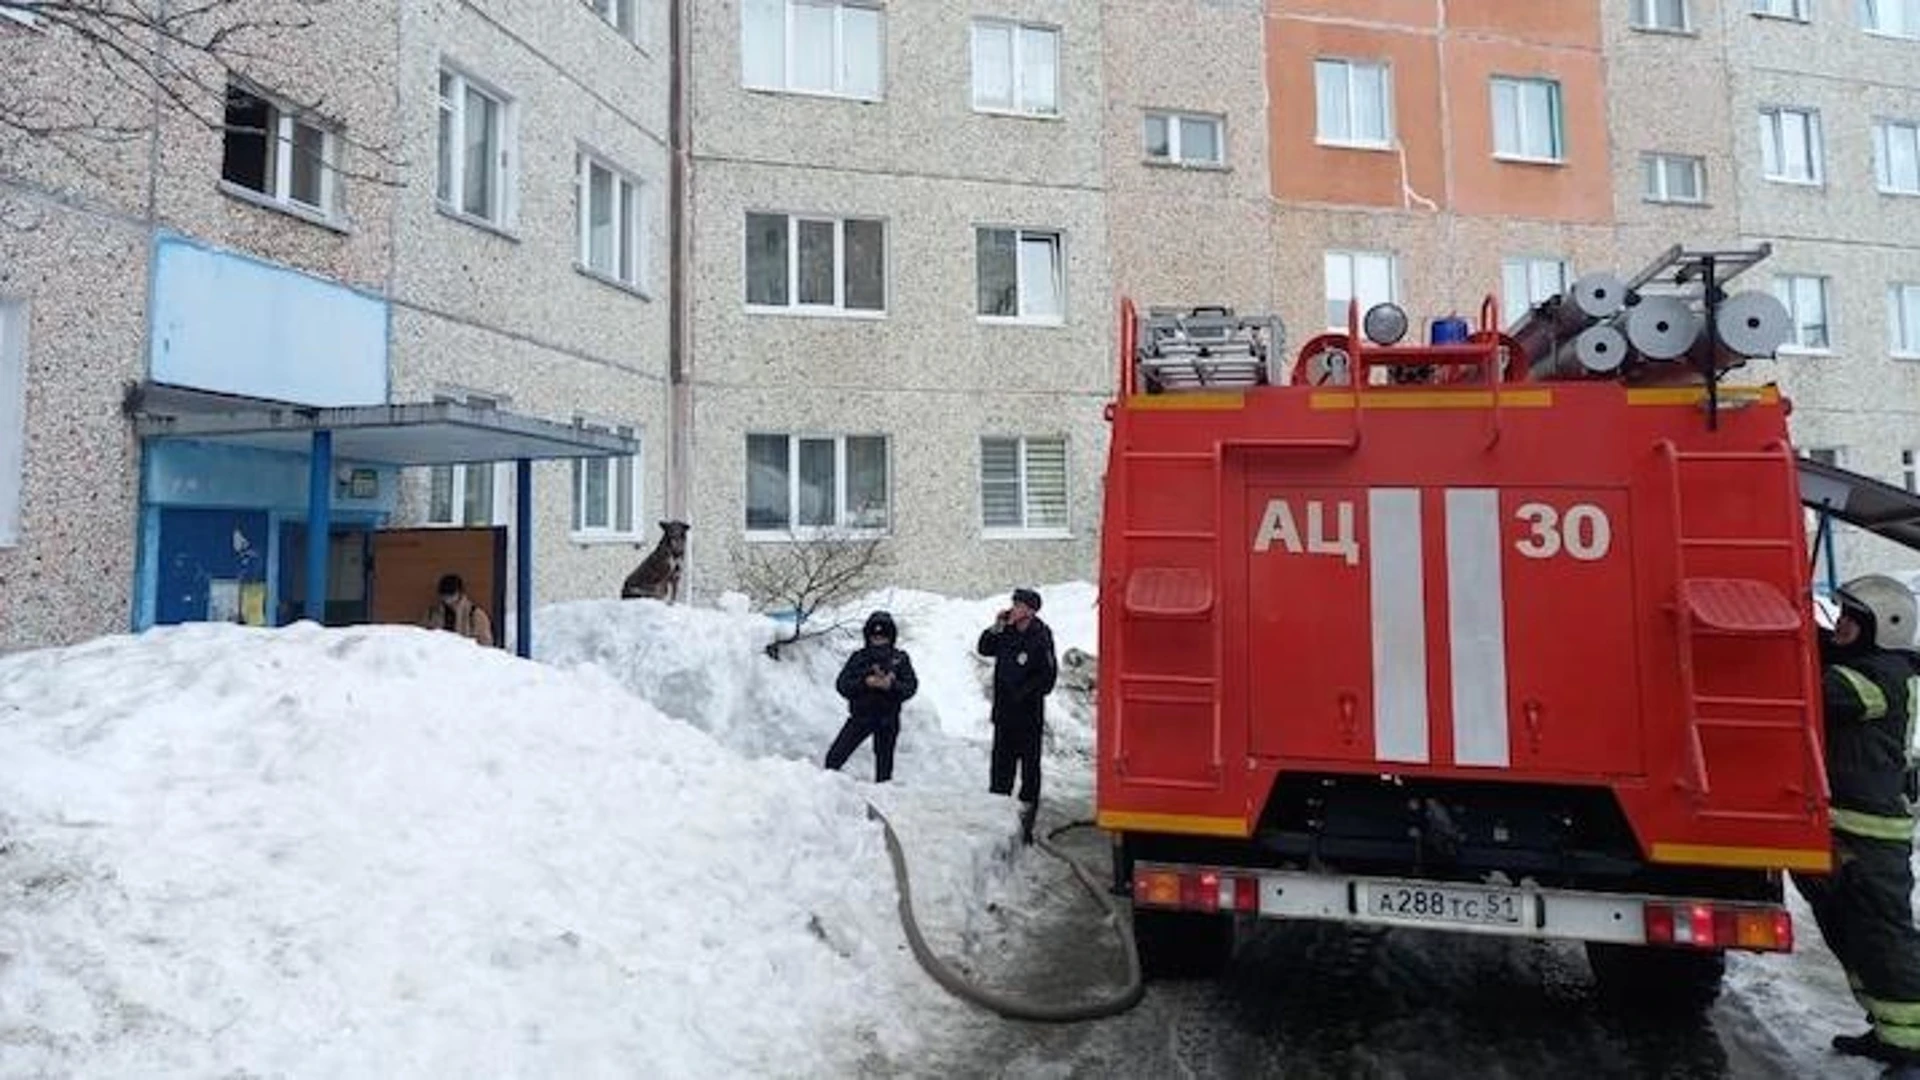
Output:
[1585, 942, 1726, 1016]
[1132, 909, 1236, 980]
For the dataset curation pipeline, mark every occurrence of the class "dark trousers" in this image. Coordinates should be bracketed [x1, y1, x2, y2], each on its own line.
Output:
[989, 720, 1042, 804]
[824, 715, 897, 783]
[1793, 829, 1920, 1055]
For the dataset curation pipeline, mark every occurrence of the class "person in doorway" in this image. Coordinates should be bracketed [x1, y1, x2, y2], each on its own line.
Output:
[824, 610, 919, 783]
[422, 573, 495, 647]
[977, 587, 1057, 845]
[1795, 574, 1920, 1078]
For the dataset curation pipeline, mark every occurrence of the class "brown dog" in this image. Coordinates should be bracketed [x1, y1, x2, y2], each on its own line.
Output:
[621, 520, 690, 603]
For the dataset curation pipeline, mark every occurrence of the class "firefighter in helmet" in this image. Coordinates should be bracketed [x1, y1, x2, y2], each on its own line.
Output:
[1797, 574, 1920, 1075]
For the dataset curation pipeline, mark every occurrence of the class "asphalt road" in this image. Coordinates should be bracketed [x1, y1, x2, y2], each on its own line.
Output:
[913, 811, 1810, 1080]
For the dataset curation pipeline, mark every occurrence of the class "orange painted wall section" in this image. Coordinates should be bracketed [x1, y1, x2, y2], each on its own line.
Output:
[1445, 39, 1612, 223]
[1445, 0, 1602, 49]
[1267, 20, 1444, 208]
[1275, 0, 1439, 26]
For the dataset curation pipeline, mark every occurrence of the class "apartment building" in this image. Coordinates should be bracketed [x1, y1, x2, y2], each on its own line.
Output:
[683, 0, 1113, 600]
[0, 0, 668, 650]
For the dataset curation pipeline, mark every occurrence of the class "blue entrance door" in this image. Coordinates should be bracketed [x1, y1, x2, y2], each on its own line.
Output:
[155, 508, 270, 626]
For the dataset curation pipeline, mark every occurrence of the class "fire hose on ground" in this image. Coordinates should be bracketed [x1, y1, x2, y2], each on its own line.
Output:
[864, 803, 1147, 1023]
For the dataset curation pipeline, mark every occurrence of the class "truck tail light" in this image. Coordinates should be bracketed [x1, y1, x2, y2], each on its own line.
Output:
[1133, 865, 1260, 915]
[1642, 901, 1790, 952]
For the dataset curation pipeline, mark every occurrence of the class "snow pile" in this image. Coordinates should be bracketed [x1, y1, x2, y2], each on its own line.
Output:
[534, 580, 1102, 768]
[0, 619, 1025, 1077]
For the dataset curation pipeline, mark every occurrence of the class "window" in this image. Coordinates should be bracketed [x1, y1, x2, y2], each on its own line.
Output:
[976, 228, 1064, 322]
[1753, 0, 1809, 17]
[1904, 449, 1916, 492]
[427, 394, 508, 527]
[578, 154, 647, 291]
[1759, 107, 1822, 184]
[1804, 446, 1843, 468]
[745, 433, 889, 536]
[971, 19, 1059, 117]
[742, 0, 883, 100]
[590, 0, 640, 42]
[1632, 0, 1691, 29]
[0, 300, 23, 548]
[1144, 111, 1224, 166]
[1324, 251, 1397, 330]
[1772, 274, 1831, 350]
[1502, 258, 1570, 328]
[1890, 284, 1920, 356]
[745, 212, 886, 313]
[1862, 0, 1920, 37]
[1642, 152, 1706, 203]
[572, 421, 642, 539]
[1314, 59, 1392, 148]
[1875, 121, 1920, 194]
[220, 81, 339, 218]
[981, 436, 1068, 535]
[1491, 77, 1564, 162]
[437, 68, 514, 226]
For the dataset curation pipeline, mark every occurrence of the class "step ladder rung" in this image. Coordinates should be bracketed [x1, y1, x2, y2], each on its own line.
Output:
[1695, 695, 1808, 710]
[1678, 538, 1796, 550]
[1696, 808, 1813, 824]
[1693, 717, 1808, 732]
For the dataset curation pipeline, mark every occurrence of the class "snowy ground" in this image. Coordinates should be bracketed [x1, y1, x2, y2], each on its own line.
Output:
[0, 580, 1892, 1078]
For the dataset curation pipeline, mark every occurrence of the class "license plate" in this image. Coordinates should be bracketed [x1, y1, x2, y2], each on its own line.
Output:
[1359, 881, 1530, 929]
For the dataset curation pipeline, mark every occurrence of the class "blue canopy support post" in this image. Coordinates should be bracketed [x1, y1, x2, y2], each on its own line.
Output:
[1822, 510, 1840, 593]
[516, 457, 533, 658]
[306, 429, 333, 623]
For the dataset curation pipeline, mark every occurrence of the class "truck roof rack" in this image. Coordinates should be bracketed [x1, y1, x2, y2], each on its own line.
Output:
[1134, 306, 1286, 392]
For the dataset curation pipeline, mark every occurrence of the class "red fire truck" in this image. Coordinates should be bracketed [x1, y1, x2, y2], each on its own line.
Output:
[1096, 246, 1838, 1010]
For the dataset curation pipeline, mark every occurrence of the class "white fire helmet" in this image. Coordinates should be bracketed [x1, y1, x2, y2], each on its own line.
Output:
[1837, 574, 1919, 651]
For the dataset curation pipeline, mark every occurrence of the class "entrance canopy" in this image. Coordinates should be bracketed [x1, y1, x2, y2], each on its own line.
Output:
[128, 381, 640, 657]
[1798, 455, 1920, 555]
[127, 382, 638, 466]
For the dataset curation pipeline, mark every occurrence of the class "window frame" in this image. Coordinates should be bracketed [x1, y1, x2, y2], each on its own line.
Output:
[740, 0, 885, 102]
[576, 150, 650, 295]
[588, 0, 644, 46]
[1890, 283, 1920, 358]
[1143, 109, 1227, 168]
[1490, 75, 1566, 164]
[969, 18, 1061, 118]
[219, 79, 343, 225]
[1904, 448, 1917, 493]
[1631, 0, 1693, 31]
[425, 392, 512, 528]
[1501, 257, 1572, 329]
[1861, 0, 1920, 38]
[1759, 106, 1824, 186]
[571, 417, 644, 542]
[1772, 273, 1833, 353]
[975, 226, 1066, 325]
[1641, 151, 1707, 204]
[979, 434, 1071, 540]
[1313, 57, 1394, 150]
[1874, 119, 1920, 196]
[743, 432, 892, 541]
[1323, 250, 1400, 331]
[743, 211, 888, 317]
[1752, 0, 1811, 19]
[0, 299, 24, 549]
[436, 64, 518, 232]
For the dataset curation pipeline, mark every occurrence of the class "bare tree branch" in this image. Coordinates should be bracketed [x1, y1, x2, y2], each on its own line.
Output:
[1, 0, 407, 190]
[731, 529, 895, 660]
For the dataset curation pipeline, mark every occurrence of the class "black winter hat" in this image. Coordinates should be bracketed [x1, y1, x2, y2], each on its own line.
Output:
[1011, 587, 1042, 612]
[863, 610, 897, 640]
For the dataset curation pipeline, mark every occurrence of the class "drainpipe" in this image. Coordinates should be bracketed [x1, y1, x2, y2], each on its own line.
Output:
[666, 0, 694, 543]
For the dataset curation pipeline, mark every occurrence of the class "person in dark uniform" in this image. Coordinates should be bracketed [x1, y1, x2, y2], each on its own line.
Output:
[824, 610, 918, 783]
[978, 587, 1057, 844]
[1795, 574, 1920, 1078]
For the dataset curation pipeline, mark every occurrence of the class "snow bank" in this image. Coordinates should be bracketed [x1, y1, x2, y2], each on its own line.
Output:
[0, 620, 1018, 1077]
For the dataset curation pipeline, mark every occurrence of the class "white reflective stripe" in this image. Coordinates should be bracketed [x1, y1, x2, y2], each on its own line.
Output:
[1369, 488, 1429, 763]
[1446, 488, 1511, 767]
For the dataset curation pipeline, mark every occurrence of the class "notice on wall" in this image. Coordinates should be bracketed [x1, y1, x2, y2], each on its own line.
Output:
[240, 582, 267, 627]
[207, 579, 240, 623]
